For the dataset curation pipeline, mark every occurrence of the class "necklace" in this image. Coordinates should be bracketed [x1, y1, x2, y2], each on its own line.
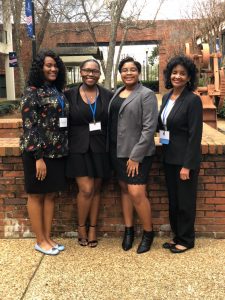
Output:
[81, 85, 98, 103]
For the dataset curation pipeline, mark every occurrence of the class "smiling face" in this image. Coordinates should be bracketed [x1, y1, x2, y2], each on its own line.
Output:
[80, 61, 101, 87]
[43, 56, 59, 83]
[120, 62, 140, 87]
[170, 64, 190, 91]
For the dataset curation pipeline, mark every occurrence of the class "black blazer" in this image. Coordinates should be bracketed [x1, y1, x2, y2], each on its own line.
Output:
[158, 87, 203, 169]
[65, 84, 113, 154]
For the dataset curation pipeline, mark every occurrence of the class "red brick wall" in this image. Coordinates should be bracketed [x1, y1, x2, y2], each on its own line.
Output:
[1, 147, 225, 239]
[16, 20, 192, 95]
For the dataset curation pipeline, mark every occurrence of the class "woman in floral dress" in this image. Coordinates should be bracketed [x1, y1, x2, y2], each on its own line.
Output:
[20, 50, 69, 255]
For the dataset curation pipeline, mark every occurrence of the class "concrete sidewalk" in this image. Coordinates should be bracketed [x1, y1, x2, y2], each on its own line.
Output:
[1, 237, 225, 300]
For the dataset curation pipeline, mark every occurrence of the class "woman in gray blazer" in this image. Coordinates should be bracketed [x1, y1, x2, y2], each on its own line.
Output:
[108, 57, 158, 254]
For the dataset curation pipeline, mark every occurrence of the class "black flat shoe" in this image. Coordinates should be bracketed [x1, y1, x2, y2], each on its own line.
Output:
[162, 242, 176, 249]
[137, 230, 154, 254]
[170, 245, 193, 254]
[122, 226, 134, 251]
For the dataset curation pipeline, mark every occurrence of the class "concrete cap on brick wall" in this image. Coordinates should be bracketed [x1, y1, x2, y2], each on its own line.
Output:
[0, 120, 224, 156]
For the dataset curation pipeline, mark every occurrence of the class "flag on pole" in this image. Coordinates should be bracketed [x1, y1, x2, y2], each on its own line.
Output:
[25, 0, 34, 38]
[9, 52, 18, 67]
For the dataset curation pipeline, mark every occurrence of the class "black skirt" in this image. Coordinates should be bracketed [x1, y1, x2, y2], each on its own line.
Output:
[66, 148, 111, 179]
[110, 145, 153, 185]
[22, 152, 67, 194]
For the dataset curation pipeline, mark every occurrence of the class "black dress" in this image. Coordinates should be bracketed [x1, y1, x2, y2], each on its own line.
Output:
[20, 85, 69, 194]
[66, 93, 111, 178]
[109, 95, 153, 185]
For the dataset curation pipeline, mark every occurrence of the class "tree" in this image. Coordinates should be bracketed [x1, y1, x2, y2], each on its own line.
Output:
[184, 0, 225, 52]
[112, 0, 164, 88]
[35, 0, 51, 52]
[9, 0, 55, 93]
[51, 0, 165, 89]
[148, 46, 159, 66]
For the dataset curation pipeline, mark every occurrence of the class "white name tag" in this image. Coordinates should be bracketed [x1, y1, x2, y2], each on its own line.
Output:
[89, 122, 101, 131]
[59, 117, 68, 128]
[159, 130, 170, 144]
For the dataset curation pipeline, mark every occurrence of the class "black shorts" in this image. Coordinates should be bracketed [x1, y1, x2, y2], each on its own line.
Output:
[110, 146, 153, 185]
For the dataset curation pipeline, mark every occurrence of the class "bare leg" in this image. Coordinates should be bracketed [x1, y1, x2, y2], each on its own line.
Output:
[127, 184, 152, 231]
[27, 194, 52, 250]
[88, 178, 102, 245]
[43, 192, 57, 246]
[119, 180, 134, 227]
[76, 177, 95, 245]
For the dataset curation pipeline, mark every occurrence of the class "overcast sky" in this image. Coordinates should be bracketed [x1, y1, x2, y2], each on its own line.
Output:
[138, 0, 195, 20]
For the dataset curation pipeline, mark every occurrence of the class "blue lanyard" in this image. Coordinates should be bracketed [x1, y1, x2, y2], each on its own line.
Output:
[82, 87, 98, 123]
[53, 87, 65, 116]
[87, 96, 98, 123]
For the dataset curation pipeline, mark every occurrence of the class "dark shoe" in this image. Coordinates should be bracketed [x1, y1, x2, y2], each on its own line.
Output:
[137, 230, 154, 254]
[162, 241, 176, 249]
[170, 245, 193, 254]
[88, 225, 98, 248]
[78, 224, 88, 246]
[122, 226, 134, 251]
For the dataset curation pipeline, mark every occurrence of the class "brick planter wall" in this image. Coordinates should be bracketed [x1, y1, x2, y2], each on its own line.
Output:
[0, 123, 225, 239]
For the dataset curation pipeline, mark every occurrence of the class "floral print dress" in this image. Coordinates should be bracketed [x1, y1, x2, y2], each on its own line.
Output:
[20, 85, 69, 160]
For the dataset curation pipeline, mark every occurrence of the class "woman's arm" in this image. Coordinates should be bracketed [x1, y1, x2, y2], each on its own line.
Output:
[183, 95, 203, 169]
[20, 87, 45, 160]
[129, 90, 158, 162]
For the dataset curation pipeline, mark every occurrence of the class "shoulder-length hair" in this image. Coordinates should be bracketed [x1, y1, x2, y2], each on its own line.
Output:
[27, 49, 66, 91]
[163, 55, 198, 91]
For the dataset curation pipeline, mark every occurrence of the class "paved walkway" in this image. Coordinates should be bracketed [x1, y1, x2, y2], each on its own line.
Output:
[1, 237, 225, 299]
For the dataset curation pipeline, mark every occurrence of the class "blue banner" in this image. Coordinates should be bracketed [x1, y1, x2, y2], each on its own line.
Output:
[25, 0, 34, 38]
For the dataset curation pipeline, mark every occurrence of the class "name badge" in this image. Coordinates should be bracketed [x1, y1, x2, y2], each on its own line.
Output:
[89, 122, 101, 131]
[59, 117, 68, 128]
[159, 130, 170, 144]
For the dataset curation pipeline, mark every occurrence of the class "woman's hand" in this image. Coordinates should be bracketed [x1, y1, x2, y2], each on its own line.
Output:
[180, 167, 190, 181]
[36, 158, 47, 181]
[127, 159, 139, 177]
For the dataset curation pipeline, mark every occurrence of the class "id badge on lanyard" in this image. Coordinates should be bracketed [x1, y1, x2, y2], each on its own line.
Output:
[54, 88, 68, 128]
[59, 117, 68, 128]
[89, 122, 101, 131]
[86, 92, 101, 132]
[160, 98, 174, 145]
[159, 130, 170, 144]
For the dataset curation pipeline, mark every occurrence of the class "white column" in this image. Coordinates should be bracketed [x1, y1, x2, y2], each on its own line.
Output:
[0, 0, 16, 100]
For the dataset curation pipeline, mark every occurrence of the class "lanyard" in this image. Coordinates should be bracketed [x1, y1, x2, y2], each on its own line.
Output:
[82, 87, 99, 123]
[53, 87, 65, 116]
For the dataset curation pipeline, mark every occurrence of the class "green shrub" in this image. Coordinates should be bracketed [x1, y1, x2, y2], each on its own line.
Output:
[218, 99, 225, 119]
[0, 100, 20, 116]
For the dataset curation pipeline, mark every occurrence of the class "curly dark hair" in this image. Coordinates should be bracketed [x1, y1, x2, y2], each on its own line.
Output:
[27, 49, 66, 91]
[118, 56, 141, 73]
[164, 55, 198, 91]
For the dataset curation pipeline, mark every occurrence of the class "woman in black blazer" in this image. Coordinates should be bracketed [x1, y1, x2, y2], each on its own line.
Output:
[158, 55, 203, 253]
[65, 59, 113, 247]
